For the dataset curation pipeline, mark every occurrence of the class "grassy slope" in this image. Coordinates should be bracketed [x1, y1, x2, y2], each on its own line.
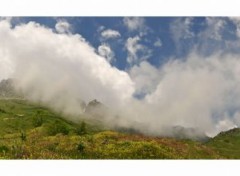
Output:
[206, 128, 240, 159]
[0, 99, 228, 159]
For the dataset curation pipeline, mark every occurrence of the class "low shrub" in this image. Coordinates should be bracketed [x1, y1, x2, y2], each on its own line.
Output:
[32, 116, 43, 127]
[77, 142, 85, 153]
[0, 145, 9, 153]
[45, 121, 70, 136]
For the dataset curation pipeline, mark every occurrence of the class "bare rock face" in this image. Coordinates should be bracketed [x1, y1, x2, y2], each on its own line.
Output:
[84, 99, 110, 121]
[0, 79, 16, 98]
[0, 78, 24, 98]
[85, 99, 103, 113]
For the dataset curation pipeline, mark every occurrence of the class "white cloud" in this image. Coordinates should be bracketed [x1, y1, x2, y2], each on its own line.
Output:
[0, 20, 15, 81]
[170, 18, 194, 42]
[125, 36, 142, 64]
[0, 54, 14, 81]
[154, 38, 162, 47]
[171, 17, 228, 55]
[129, 61, 160, 95]
[170, 18, 194, 52]
[123, 17, 149, 36]
[97, 43, 115, 63]
[123, 17, 145, 31]
[229, 17, 240, 38]
[200, 17, 226, 41]
[101, 29, 121, 40]
[142, 53, 240, 136]
[97, 25, 105, 32]
[55, 19, 71, 33]
[215, 119, 237, 135]
[125, 36, 151, 65]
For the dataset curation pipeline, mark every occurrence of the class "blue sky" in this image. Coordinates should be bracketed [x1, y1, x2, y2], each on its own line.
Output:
[12, 17, 239, 71]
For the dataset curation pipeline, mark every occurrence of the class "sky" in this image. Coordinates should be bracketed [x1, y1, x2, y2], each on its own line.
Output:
[2, 17, 240, 137]
[7, 17, 240, 71]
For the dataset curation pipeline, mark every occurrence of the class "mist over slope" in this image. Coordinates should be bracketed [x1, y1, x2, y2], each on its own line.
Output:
[1, 18, 240, 138]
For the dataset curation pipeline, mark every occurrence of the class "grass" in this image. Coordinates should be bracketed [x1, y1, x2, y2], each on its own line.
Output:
[0, 98, 238, 159]
[206, 128, 240, 159]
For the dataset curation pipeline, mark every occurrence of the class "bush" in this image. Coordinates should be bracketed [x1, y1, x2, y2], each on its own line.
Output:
[45, 121, 70, 136]
[32, 116, 43, 127]
[20, 131, 27, 141]
[0, 108, 6, 113]
[32, 111, 44, 127]
[76, 121, 87, 135]
[77, 142, 85, 153]
[224, 139, 230, 143]
[0, 145, 9, 153]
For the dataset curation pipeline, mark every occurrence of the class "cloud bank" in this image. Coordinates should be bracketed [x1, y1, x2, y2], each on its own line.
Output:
[1, 18, 240, 137]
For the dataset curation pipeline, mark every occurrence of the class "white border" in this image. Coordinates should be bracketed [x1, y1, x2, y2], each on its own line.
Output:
[0, 0, 240, 16]
[0, 160, 239, 176]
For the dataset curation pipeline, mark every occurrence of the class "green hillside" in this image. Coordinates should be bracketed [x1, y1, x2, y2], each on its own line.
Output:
[0, 98, 225, 159]
[206, 128, 240, 159]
